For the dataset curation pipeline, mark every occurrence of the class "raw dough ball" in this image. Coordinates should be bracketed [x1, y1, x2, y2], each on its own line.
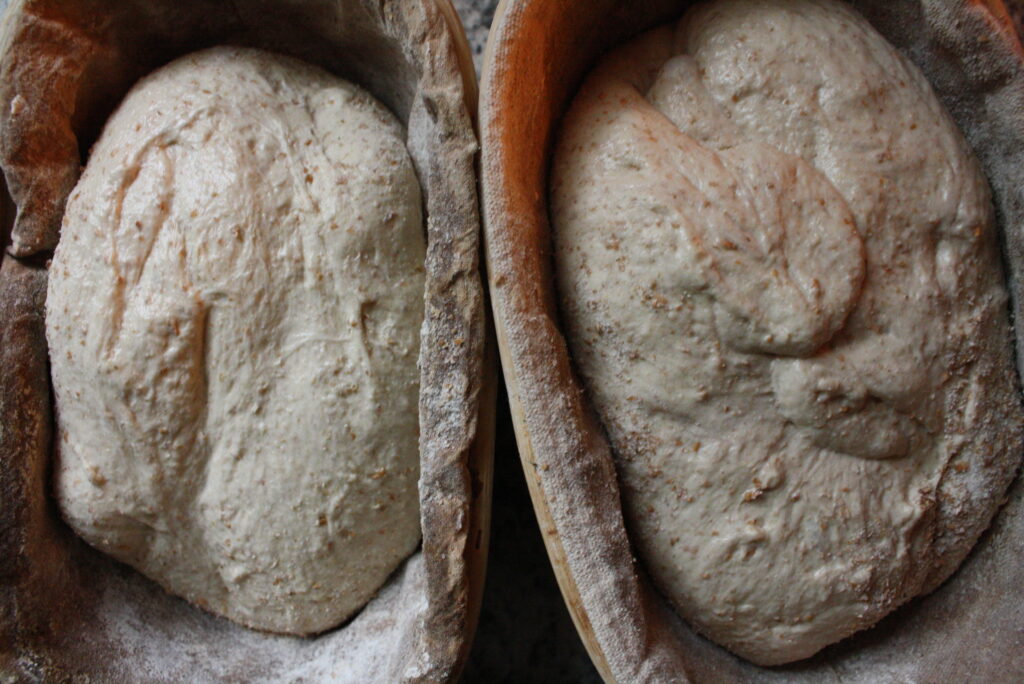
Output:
[47, 47, 425, 635]
[552, 0, 1024, 665]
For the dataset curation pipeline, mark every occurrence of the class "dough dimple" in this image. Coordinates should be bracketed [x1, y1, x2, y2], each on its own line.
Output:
[46, 46, 425, 635]
[552, 0, 1024, 665]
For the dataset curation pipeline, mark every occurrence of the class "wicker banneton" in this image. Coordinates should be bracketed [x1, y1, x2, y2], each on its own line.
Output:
[0, 0, 494, 681]
[481, 0, 1024, 681]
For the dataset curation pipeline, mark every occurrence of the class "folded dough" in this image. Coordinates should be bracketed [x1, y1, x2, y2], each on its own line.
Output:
[552, 0, 1024, 665]
[47, 47, 425, 635]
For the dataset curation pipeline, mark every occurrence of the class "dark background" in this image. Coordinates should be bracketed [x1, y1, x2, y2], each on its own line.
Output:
[450, 2, 604, 681]
[451, 2, 602, 681]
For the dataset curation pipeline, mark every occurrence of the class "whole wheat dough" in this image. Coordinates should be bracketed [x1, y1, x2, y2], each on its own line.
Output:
[552, 0, 1024, 666]
[46, 47, 425, 635]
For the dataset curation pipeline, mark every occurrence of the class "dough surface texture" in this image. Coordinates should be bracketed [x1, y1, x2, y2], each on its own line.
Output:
[552, 0, 1024, 665]
[46, 47, 425, 635]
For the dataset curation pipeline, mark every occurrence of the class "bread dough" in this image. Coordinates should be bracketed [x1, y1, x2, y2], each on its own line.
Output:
[46, 47, 425, 635]
[552, 0, 1024, 665]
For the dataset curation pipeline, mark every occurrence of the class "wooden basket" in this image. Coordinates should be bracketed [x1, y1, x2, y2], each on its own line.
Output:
[0, 1, 493, 681]
[480, 0, 1024, 681]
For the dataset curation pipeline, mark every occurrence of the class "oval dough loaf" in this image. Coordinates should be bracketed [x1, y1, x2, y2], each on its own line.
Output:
[552, 0, 1024, 665]
[46, 47, 425, 635]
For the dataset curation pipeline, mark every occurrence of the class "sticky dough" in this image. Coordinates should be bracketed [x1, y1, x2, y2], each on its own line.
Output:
[552, 0, 1024, 665]
[46, 47, 425, 635]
